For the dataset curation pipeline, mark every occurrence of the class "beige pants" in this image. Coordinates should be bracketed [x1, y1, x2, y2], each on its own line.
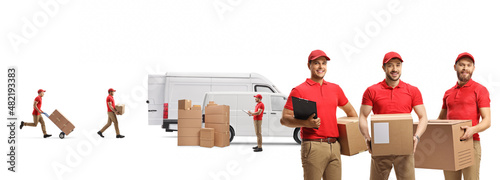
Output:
[301, 141, 342, 180]
[444, 141, 481, 180]
[25, 115, 47, 135]
[100, 112, 120, 135]
[370, 154, 415, 180]
[253, 120, 262, 148]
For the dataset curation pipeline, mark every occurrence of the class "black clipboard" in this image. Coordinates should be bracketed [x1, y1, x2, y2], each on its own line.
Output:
[292, 96, 318, 120]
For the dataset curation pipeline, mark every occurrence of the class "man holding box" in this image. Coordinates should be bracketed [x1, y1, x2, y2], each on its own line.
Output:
[358, 52, 428, 180]
[281, 49, 358, 180]
[98, 88, 125, 138]
[20, 89, 52, 138]
[248, 94, 265, 152]
[438, 52, 490, 180]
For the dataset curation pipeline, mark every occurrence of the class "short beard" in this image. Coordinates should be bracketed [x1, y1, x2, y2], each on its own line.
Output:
[457, 71, 472, 83]
[386, 72, 400, 82]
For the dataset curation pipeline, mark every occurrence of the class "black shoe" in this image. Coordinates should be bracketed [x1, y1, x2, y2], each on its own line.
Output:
[252, 146, 258, 150]
[116, 135, 125, 138]
[97, 131, 104, 138]
[254, 148, 263, 152]
[20, 121, 24, 129]
[43, 134, 52, 138]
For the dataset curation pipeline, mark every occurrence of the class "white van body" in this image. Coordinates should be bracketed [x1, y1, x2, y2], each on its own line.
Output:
[203, 92, 297, 141]
[147, 72, 281, 131]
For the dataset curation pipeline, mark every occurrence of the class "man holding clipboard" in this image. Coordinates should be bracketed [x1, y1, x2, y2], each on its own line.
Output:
[281, 50, 358, 180]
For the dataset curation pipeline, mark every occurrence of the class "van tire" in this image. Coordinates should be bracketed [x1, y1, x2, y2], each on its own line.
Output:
[293, 128, 301, 144]
[229, 126, 235, 142]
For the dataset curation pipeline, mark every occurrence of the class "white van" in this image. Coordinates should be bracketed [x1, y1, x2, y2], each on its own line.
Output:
[202, 92, 300, 143]
[147, 72, 282, 132]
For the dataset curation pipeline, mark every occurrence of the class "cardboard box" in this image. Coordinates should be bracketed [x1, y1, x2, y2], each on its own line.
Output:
[178, 127, 201, 137]
[207, 101, 217, 106]
[413, 120, 474, 171]
[48, 109, 75, 135]
[205, 123, 229, 133]
[178, 109, 202, 119]
[337, 117, 368, 156]
[177, 118, 202, 128]
[178, 99, 192, 110]
[370, 114, 413, 156]
[205, 105, 230, 115]
[205, 114, 230, 124]
[214, 131, 230, 147]
[115, 104, 125, 115]
[200, 128, 215, 140]
[200, 139, 214, 148]
[178, 136, 200, 146]
[192, 105, 202, 110]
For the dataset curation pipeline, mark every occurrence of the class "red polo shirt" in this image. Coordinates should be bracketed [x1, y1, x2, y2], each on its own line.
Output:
[107, 95, 115, 112]
[253, 102, 265, 120]
[284, 78, 349, 139]
[362, 79, 423, 114]
[32, 95, 42, 115]
[442, 79, 490, 141]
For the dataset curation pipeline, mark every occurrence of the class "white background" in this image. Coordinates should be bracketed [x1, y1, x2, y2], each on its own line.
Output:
[1, 0, 499, 179]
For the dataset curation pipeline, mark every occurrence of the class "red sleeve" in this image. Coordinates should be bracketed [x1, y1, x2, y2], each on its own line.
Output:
[284, 88, 301, 110]
[106, 96, 111, 103]
[361, 88, 373, 106]
[337, 86, 349, 106]
[441, 92, 448, 110]
[411, 86, 424, 107]
[259, 103, 265, 111]
[477, 86, 490, 108]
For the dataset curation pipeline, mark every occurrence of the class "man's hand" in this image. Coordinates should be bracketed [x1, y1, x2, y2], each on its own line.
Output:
[306, 113, 320, 128]
[460, 126, 476, 140]
[365, 139, 372, 154]
[247, 111, 252, 116]
[413, 136, 419, 153]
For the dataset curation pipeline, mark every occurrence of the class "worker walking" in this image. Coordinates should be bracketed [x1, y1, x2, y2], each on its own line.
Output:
[98, 88, 125, 138]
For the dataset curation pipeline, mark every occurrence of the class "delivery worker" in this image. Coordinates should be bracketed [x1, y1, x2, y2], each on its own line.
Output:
[248, 94, 265, 152]
[281, 49, 358, 180]
[97, 88, 125, 138]
[20, 89, 52, 138]
[358, 51, 428, 180]
[438, 52, 490, 180]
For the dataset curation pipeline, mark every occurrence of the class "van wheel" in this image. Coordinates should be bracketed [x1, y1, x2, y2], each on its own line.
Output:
[229, 126, 235, 142]
[293, 128, 301, 144]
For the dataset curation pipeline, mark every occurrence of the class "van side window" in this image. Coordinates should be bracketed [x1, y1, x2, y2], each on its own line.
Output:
[271, 96, 286, 111]
[255, 85, 274, 93]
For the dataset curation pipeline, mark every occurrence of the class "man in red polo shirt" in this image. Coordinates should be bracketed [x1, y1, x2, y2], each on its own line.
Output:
[281, 49, 358, 180]
[358, 52, 428, 180]
[98, 88, 125, 138]
[438, 52, 490, 180]
[248, 94, 265, 152]
[20, 89, 52, 138]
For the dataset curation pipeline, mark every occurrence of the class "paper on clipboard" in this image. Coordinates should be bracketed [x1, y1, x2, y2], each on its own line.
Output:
[242, 109, 251, 115]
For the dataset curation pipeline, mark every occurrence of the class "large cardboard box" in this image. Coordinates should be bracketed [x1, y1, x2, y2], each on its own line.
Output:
[205, 105, 230, 116]
[177, 118, 202, 128]
[370, 114, 413, 156]
[200, 128, 215, 148]
[48, 109, 75, 135]
[413, 120, 474, 171]
[205, 114, 229, 124]
[178, 136, 200, 146]
[115, 104, 125, 115]
[178, 109, 202, 119]
[178, 99, 192, 110]
[214, 132, 230, 147]
[337, 117, 368, 156]
[205, 123, 229, 133]
[178, 127, 201, 137]
[192, 105, 202, 110]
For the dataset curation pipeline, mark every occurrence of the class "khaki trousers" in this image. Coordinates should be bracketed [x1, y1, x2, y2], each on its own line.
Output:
[444, 141, 481, 180]
[253, 120, 262, 148]
[25, 115, 47, 135]
[301, 141, 342, 180]
[370, 154, 415, 180]
[100, 112, 120, 135]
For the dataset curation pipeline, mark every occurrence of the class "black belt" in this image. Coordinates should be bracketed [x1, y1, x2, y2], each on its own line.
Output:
[303, 137, 338, 144]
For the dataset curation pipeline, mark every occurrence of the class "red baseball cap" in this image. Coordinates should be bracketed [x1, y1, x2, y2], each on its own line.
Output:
[37, 89, 46, 93]
[108, 88, 116, 92]
[308, 50, 330, 62]
[254, 94, 263, 99]
[383, 51, 404, 65]
[455, 52, 475, 64]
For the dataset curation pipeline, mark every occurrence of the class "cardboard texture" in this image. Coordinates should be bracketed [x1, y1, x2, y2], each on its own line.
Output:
[115, 104, 125, 115]
[205, 114, 230, 124]
[205, 105, 230, 115]
[178, 127, 201, 137]
[200, 128, 215, 140]
[370, 114, 413, 156]
[48, 109, 75, 135]
[205, 123, 229, 133]
[178, 99, 192, 110]
[178, 136, 200, 146]
[214, 132, 230, 147]
[413, 120, 474, 171]
[177, 118, 202, 128]
[200, 139, 214, 148]
[192, 105, 202, 110]
[178, 109, 202, 119]
[337, 117, 368, 156]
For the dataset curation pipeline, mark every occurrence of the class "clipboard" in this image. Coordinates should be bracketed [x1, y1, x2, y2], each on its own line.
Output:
[242, 109, 251, 116]
[291, 96, 317, 120]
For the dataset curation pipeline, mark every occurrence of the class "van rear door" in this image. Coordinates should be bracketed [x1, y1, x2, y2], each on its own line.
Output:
[148, 75, 166, 125]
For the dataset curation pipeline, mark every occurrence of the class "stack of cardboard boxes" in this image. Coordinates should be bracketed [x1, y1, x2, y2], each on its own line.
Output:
[337, 117, 368, 156]
[205, 101, 230, 147]
[177, 99, 202, 146]
[370, 113, 413, 156]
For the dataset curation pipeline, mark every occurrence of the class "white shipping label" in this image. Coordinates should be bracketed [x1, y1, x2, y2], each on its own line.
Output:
[373, 122, 390, 144]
